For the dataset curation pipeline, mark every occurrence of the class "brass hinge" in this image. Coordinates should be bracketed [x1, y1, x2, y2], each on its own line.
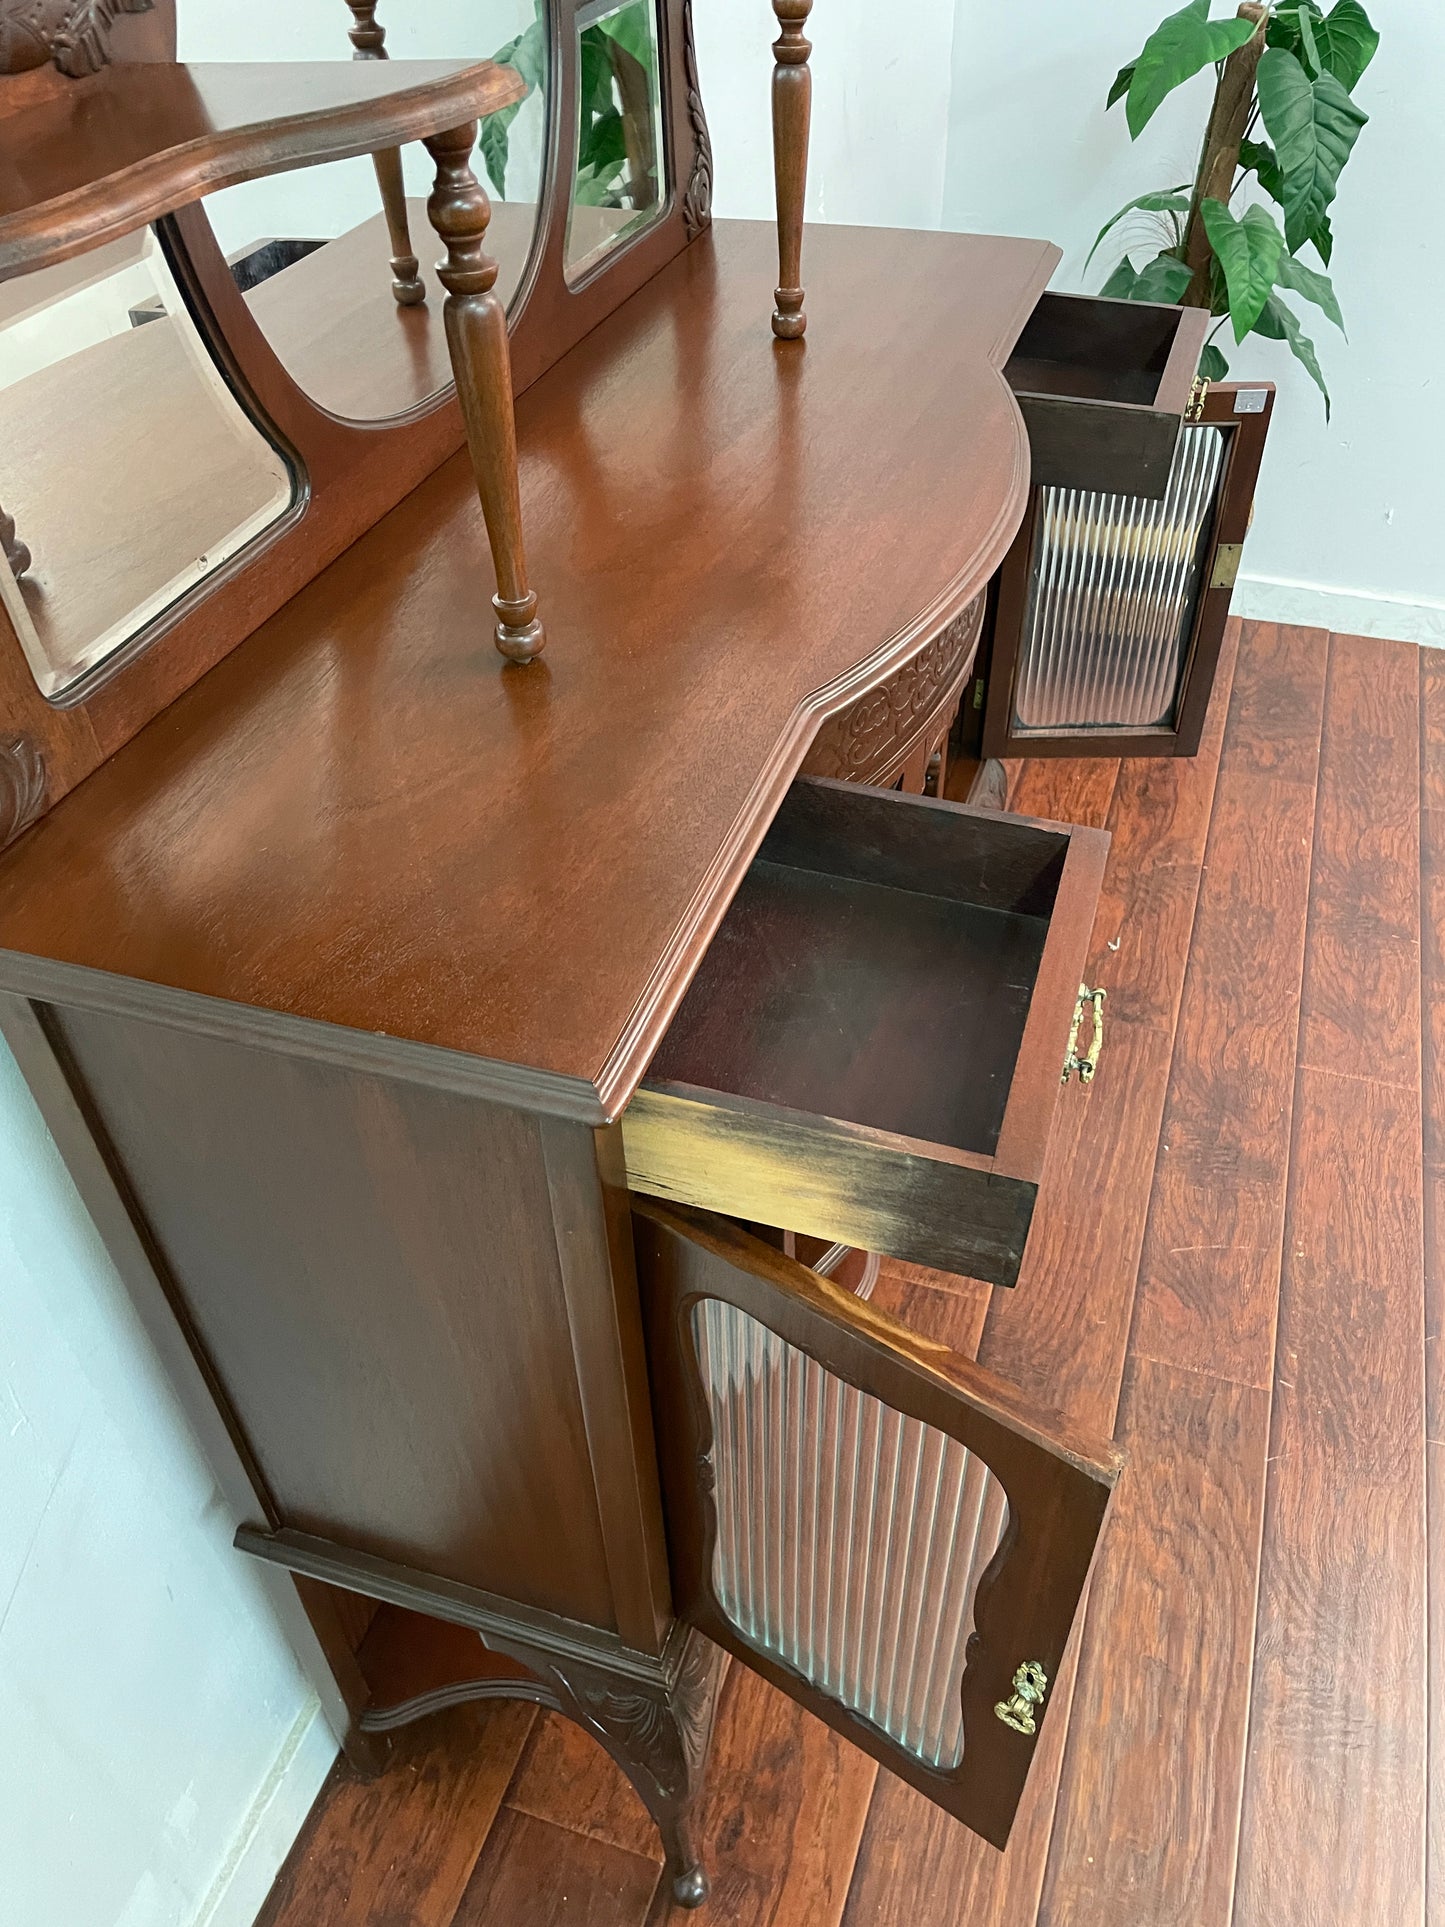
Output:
[995, 1661, 1049, 1736]
[1062, 985, 1106, 1085]
[1210, 542, 1243, 592]
[1185, 375, 1210, 423]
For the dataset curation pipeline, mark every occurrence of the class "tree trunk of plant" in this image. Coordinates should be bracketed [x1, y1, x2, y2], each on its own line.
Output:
[1181, 0, 1270, 308]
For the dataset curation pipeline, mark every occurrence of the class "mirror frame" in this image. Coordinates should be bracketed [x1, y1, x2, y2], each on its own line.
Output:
[0, 0, 711, 849]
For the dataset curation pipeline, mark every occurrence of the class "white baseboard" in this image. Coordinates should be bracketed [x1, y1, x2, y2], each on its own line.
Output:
[191, 1698, 339, 1927]
[1235, 574, 1445, 647]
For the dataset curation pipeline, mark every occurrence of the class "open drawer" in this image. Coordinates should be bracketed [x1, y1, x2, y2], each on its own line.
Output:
[1006, 291, 1210, 499]
[635, 1199, 1121, 1847]
[620, 778, 1108, 1287]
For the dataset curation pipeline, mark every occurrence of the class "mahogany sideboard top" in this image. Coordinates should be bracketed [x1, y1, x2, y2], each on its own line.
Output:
[0, 219, 1057, 1119]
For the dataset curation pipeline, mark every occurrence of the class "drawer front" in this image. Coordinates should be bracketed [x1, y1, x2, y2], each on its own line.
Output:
[801, 594, 984, 788]
[623, 778, 1108, 1286]
[635, 1199, 1120, 1849]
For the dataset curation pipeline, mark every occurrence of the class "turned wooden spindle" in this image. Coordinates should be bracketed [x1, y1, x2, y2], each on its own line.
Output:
[1, 499, 31, 579]
[423, 122, 545, 664]
[343, 0, 426, 306]
[770, 0, 813, 340]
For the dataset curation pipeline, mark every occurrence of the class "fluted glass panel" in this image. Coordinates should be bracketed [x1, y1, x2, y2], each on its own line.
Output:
[1013, 424, 1227, 733]
[692, 1297, 1009, 1771]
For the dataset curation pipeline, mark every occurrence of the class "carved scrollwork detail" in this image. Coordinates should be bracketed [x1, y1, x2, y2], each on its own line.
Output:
[0, 0, 151, 76]
[549, 1627, 720, 1806]
[802, 591, 986, 784]
[0, 734, 47, 850]
[680, 0, 713, 238]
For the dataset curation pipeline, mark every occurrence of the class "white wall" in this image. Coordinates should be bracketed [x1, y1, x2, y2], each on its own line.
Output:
[0, 1041, 335, 1927]
[696, 0, 959, 231]
[702, 0, 1444, 643]
[178, 0, 545, 258]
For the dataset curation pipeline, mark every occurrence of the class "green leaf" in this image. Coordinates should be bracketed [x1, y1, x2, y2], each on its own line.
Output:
[1254, 292, 1332, 415]
[598, 0, 655, 72]
[1239, 137, 1286, 204]
[1310, 211, 1334, 265]
[1101, 251, 1192, 304]
[1108, 61, 1136, 108]
[1126, 0, 1260, 139]
[1201, 199, 1285, 340]
[479, 100, 520, 197]
[1085, 187, 1192, 271]
[1198, 342, 1231, 381]
[1296, 5, 1323, 75]
[1314, 0, 1380, 89]
[1267, 3, 1323, 60]
[1275, 249, 1345, 332]
[1132, 250, 1194, 303]
[1258, 46, 1368, 251]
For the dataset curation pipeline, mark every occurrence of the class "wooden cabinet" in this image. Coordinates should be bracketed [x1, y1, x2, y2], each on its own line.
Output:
[0, 3, 1205, 1906]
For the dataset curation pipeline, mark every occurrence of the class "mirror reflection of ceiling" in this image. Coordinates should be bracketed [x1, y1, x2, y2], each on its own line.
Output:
[182, 0, 549, 424]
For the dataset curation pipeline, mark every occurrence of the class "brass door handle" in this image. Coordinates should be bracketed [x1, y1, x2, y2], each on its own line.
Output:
[1062, 985, 1106, 1085]
[995, 1660, 1049, 1736]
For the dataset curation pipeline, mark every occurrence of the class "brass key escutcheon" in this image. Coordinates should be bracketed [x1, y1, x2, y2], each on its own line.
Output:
[995, 1661, 1049, 1736]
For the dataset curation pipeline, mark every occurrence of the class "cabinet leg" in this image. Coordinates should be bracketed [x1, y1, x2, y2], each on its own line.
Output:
[466, 1623, 724, 1907]
[342, 0, 426, 305]
[770, 0, 813, 340]
[423, 122, 546, 664]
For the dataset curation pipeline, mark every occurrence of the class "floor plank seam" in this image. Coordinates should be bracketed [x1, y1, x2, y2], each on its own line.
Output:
[1223, 629, 1334, 1927]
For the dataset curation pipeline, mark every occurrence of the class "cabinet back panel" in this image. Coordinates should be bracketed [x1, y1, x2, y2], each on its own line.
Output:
[48, 1003, 617, 1632]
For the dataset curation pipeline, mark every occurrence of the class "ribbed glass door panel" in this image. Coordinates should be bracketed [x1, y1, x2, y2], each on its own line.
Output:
[692, 1296, 1009, 1770]
[1014, 423, 1226, 733]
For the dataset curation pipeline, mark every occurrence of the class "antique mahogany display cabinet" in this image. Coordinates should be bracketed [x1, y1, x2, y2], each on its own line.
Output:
[0, 0, 1267, 1905]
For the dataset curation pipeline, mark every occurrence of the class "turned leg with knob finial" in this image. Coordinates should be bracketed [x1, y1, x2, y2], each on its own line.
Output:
[423, 122, 545, 664]
[771, 0, 813, 339]
[342, 0, 426, 306]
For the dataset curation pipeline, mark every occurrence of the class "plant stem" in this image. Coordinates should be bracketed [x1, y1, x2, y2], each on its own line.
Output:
[1180, 1, 1270, 308]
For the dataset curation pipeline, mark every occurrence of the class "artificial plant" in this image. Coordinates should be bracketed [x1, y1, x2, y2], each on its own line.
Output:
[484, 0, 658, 215]
[1090, 0, 1378, 413]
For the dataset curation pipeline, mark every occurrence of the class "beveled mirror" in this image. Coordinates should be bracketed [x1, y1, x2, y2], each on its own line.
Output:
[187, 0, 551, 424]
[0, 228, 295, 699]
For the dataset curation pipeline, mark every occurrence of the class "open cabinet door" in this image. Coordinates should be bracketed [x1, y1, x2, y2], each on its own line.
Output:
[981, 380, 1274, 760]
[634, 1198, 1121, 1850]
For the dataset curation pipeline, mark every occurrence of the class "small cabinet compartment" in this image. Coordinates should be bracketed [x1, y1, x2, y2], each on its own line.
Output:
[635, 1199, 1121, 1848]
[1005, 291, 1209, 499]
[621, 778, 1108, 1287]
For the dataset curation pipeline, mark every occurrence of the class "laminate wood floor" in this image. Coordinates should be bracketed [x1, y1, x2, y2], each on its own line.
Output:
[259, 620, 1434, 1927]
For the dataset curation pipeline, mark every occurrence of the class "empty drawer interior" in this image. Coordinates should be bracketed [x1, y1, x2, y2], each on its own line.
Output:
[647, 783, 1069, 1160]
[1006, 291, 1190, 407]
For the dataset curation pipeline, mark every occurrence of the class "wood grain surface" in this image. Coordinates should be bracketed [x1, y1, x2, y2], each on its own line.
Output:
[258, 1701, 536, 1927]
[0, 222, 1056, 1119]
[1038, 624, 1324, 1927]
[236, 617, 1443, 1927]
[1420, 653, 1445, 1927]
[1235, 633, 1427, 1927]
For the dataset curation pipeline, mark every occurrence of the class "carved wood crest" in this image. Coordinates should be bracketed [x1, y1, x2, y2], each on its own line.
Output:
[680, 0, 712, 238]
[0, 734, 47, 850]
[802, 591, 986, 785]
[0, 0, 152, 79]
